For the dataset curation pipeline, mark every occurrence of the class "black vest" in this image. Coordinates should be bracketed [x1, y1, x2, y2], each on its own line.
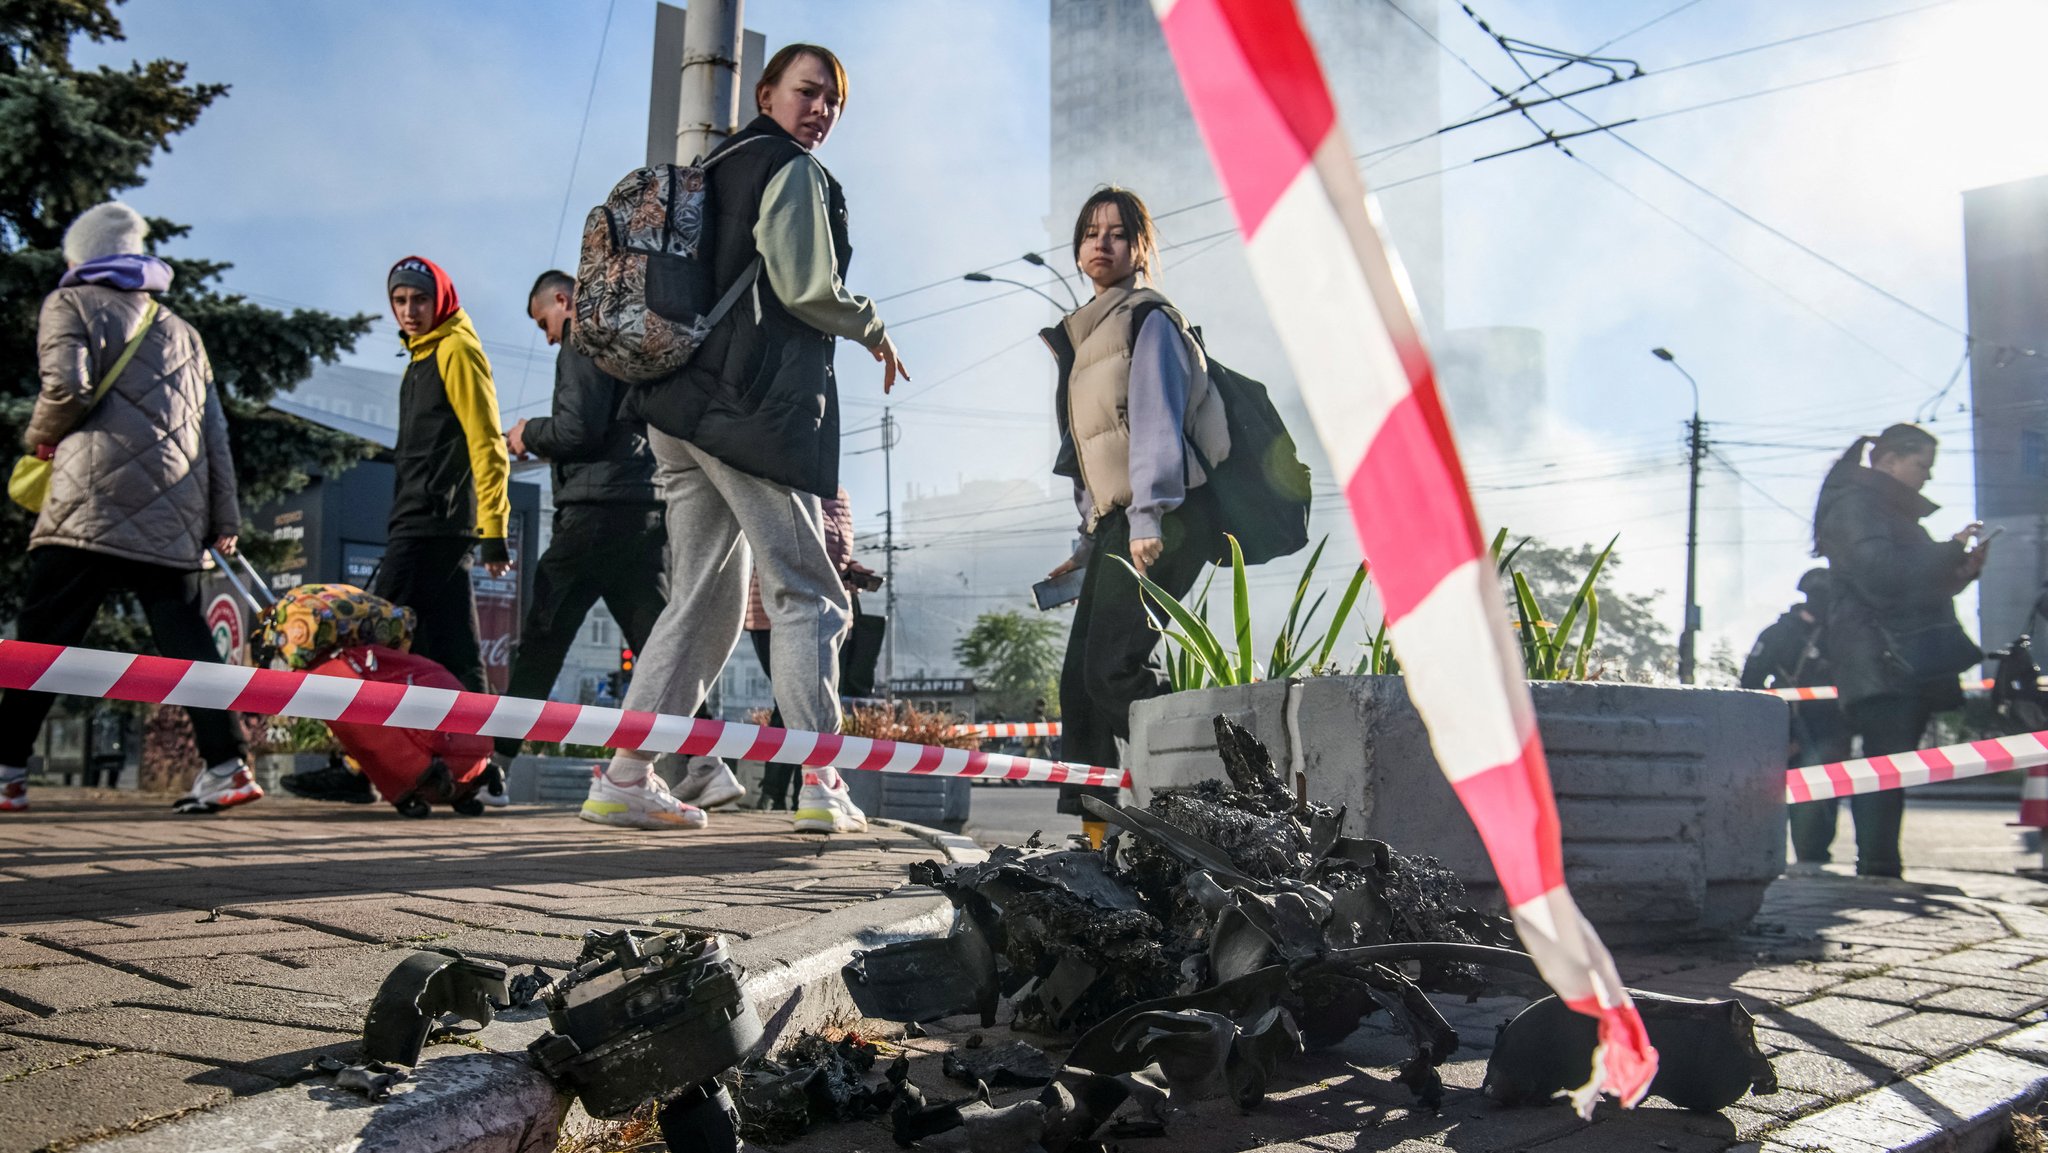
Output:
[634, 115, 854, 498]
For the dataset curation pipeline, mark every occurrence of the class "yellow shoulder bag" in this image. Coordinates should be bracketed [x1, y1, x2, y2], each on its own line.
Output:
[10, 299, 160, 513]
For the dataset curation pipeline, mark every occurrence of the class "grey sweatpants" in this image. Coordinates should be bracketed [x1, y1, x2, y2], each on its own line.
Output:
[622, 429, 851, 742]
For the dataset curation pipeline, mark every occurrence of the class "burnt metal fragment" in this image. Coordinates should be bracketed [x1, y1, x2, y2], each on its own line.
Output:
[843, 918, 999, 1026]
[527, 928, 761, 1120]
[310, 1055, 409, 1102]
[1484, 990, 1777, 1111]
[361, 948, 508, 1066]
[731, 1031, 898, 1142]
[945, 1040, 1058, 1089]
[656, 1079, 743, 1153]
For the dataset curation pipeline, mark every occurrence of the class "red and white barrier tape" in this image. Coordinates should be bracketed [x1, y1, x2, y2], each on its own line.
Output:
[950, 722, 1062, 739]
[1765, 679, 1997, 702]
[1786, 730, 2048, 803]
[0, 640, 1130, 790]
[1153, 0, 1652, 1108]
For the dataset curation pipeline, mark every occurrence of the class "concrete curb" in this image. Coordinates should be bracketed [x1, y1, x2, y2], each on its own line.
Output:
[80, 819, 972, 1153]
[1757, 1031, 2048, 1153]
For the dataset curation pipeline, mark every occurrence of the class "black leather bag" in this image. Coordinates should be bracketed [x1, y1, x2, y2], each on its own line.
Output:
[1879, 614, 1981, 682]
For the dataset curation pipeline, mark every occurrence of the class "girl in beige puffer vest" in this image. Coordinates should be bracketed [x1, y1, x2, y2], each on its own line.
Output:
[1041, 188, 1230, 839]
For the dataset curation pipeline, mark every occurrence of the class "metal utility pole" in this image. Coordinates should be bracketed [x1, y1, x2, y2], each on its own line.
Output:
[675, 0, 744, 163]
[1653, 348, 1706, 684]
[881, 408, 898, 701]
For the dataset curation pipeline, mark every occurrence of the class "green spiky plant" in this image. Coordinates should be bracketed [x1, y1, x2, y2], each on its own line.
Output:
[1120, 528, 1618, 689]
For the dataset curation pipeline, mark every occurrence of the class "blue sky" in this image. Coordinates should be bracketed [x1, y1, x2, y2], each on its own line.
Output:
[74, 0, 2048, 663]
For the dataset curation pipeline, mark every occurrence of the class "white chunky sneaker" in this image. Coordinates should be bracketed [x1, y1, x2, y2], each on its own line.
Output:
[477, 757, 511, 808]
[173, 760, 263, 814]
[0, 768, 26, 812]
[679, 756, 746, 810]
[793, 769, 867, 834]
[580, 769, 707, 830]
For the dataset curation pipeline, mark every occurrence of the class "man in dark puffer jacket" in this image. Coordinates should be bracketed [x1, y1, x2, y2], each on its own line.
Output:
[484, 271, 670, 803]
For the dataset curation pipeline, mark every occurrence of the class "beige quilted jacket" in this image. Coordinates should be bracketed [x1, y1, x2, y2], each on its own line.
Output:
[28, 285, 239, 569]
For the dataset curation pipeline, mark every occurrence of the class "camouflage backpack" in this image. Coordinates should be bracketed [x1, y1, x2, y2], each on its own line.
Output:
[571, 140, 768, 383]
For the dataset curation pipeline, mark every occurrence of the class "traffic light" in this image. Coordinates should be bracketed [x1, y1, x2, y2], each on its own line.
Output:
[619, 647, 634, 675]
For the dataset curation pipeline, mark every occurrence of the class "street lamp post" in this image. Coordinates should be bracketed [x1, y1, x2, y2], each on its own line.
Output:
[1652, 347, 1706, 685]
[1020, 251, 1082, 309]
[963, 272, 1071, 313]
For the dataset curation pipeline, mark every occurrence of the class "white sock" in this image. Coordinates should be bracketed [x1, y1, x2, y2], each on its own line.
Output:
[202, 759, 243, 781]
[604, 752, 654, 787]
[808, 766, 842, 792]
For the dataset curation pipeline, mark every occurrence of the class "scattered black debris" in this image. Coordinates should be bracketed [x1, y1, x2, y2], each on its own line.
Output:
[831, 716, 1775, 1140]
[730, 1031, 896, 1143]
[361, 948, 508, 1066]
[310, 1055, 409, 1102]
[657, 1078, 744, 1153]
[528, 928, 760, 1121]
[1484, 990, 1778, 1112]
[891, 1054, 989, 1147]
[500, 965, 553, 1010]
[944, 1040, 1058, 1089]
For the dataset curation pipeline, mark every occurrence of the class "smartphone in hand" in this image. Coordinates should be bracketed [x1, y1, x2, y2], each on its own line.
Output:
[1033, 567, 1085, 611]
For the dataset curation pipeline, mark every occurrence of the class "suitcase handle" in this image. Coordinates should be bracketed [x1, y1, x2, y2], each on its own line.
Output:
[208, 547, 278, 612]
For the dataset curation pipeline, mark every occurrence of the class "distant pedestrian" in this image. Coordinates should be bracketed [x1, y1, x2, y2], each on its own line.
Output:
[1742, 569, 1850, 872]
[746, 488, 868, 811]
[376, 256, 511, 696]
[479, 270, 675, 806]
[1043, 187, 1230, 849]
[1812, 423, 1989, 878]
[0, 202, 253, 815]
[586, 43, 907, 834]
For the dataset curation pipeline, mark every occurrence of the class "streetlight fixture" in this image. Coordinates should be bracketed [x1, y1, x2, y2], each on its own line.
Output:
[1020, 250, 1082, 309]
[1651, 347, 1706, 685]
[962, 271, 1071, 313]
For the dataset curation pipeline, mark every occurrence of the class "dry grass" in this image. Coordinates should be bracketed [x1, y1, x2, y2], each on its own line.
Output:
[553, 1101, 664, 1153]
[842, 703, 981, 750]
[2004, 1112, 2047, 1153]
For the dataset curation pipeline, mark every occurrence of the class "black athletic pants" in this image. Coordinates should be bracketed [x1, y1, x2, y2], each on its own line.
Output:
[1835, 694, 1935, 878]
[1056, 492, 1221, 815]
[748, 629, 802, 809]
[373, 535, 487, 694]
[0, 546, 246, 769]
[495, 507, 667, 758]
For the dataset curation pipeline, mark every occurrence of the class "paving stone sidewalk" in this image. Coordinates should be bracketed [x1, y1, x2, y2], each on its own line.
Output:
[766, 865, 2048, 1153]
[0, 790, 939, 1153]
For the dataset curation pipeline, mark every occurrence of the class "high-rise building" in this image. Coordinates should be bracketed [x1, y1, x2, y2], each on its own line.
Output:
[1047, 0, 1445, 599]
[1963, 174, 2048, 648]
[1049, 0, 1444, 346]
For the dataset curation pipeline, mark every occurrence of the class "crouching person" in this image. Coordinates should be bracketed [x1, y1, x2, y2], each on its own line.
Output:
[0, 202, 254, 814]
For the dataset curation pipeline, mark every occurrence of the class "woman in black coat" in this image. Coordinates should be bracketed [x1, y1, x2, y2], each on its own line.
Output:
[1811, 423, 1989, 877]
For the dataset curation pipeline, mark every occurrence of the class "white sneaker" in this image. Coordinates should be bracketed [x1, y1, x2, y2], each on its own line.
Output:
[793, 769, 867, 834]
[478, 758, 511, 808]
[679, 756, 746, 810]
[580, 769, 707, 830]
[173, 760, 263, 814]
[0, 768, 26, 813]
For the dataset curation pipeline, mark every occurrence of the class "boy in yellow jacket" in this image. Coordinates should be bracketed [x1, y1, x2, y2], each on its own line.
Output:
[378, 255, 510, 696]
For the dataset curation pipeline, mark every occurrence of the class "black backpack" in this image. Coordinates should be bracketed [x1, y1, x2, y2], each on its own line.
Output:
[1117, 301, 1313, 566]
[1188, 348, 1313, 565]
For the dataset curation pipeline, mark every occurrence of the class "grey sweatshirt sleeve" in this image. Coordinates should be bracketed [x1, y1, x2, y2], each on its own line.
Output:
[756, 157, 886, 349]
[1125, 311, 1191, 541]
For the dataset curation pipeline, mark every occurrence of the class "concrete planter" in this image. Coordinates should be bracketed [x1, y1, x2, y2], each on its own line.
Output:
[250, 752, 333, 793]
[1128, 676, 1790, 944]
[844, 772, 971, 830]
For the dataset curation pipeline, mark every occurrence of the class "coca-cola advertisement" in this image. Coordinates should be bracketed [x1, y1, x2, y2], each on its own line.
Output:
[471, 516, 523, 692]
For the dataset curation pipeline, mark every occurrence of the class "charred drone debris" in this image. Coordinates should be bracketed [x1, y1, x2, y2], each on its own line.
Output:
[841, 716, 1776, 1132]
